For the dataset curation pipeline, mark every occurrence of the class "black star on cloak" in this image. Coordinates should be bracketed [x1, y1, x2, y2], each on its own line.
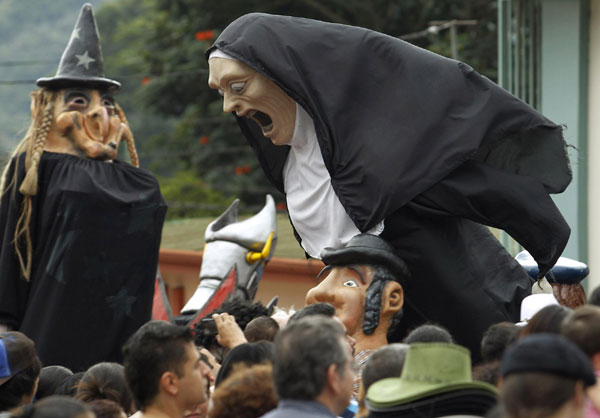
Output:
[106, 288, 136, 320]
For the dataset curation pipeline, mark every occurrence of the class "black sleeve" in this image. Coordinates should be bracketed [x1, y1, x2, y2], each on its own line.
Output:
[414, 159, 570, 278]
[0, 156, 31, 329]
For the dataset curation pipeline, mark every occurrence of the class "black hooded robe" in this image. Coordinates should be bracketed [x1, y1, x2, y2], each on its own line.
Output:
[0, 153, 167, 371]
[207, 13, 572, 357]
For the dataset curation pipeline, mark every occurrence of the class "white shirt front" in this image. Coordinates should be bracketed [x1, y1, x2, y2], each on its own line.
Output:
[283, 104, 383, 258]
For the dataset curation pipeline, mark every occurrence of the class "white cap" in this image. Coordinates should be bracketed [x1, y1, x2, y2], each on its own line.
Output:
[516, 293, 559, 326]
[208, 49, 237, 61]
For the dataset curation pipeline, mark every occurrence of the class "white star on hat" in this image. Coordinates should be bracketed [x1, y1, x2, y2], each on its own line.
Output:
[72, 27, 81, 40]
[75, 51, 95, 70]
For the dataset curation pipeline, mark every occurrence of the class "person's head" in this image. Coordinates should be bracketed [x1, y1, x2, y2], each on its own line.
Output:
[519, 304, 571, 337]
[305, 234, 408, 351]
[360, 344, 409, 394]
[288, 302, 335, 323]
[403, 323, 454, 345]
[75, 362, 134, 414]
[208, 364, 278, 418]
[123, 320, 210, 411]
[214, 341, 275, 387]
[207, 54, 296, 146]
[357, 343, 409, 418]
[366, 343, 498, 417]
[480, 321, 521, 363]
[35, 366, 72, 401]
[0, 332, 42, 411]
[472, 360, 502, 386]
[561, 305, 600, 360]
[243, 316, 279, 343]
[589, 287, 600, 307]
[288, 302, 356, 356]
[87, 399, 127, 418]
[1, 3, 138, 282]
[193, 297, 270, 363]
[500, 334, 596, 418]
[12, 396, 94, 418]
[54, 372, 84, 397]
[273, 315, 356, 415]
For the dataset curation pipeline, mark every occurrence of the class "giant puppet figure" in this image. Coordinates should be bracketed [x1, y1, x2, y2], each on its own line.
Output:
[0, 4, 166, 371]
[206, 13, 572, 354]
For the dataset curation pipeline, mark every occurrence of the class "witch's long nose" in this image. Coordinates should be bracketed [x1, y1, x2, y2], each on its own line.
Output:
[86, 105, 110, 141]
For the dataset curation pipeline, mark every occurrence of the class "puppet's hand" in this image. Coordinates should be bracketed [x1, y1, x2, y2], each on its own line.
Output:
[55, 112, 129, 161]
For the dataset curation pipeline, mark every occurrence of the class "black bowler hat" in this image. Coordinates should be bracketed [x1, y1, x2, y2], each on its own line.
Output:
[320, 233, 410, 284]
[501, 333, 596, 387]
[36, 3, 120, 92]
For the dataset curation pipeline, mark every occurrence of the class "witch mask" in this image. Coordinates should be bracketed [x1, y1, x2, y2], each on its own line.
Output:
[42, 88, 131, 160]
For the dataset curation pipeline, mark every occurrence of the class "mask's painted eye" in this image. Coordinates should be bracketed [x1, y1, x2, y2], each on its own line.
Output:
[343, 280, 359, 288]
[217, 88, 224, 97]
[70, 97, 88, 106]
[230, 81, 246, 93]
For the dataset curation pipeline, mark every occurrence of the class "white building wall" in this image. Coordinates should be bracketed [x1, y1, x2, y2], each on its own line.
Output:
[588, 0, 600, 291]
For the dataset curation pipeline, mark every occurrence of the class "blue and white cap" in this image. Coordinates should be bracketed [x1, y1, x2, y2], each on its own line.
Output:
[0, 332, 38, 386]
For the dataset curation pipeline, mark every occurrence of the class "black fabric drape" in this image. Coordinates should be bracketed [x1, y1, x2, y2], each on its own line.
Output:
[207, 13, 572, 356]
[0, 153, 167, 371]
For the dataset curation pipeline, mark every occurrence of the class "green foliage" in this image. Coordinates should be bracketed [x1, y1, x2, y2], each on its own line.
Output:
[158, 170, 233, 219]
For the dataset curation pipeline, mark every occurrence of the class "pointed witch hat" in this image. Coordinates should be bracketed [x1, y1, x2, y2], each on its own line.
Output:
[36, 3, 120, 92]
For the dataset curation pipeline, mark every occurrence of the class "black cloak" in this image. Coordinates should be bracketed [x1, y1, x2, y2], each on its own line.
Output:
[0, 153, 167, 371]
[207, 13, 572, 355]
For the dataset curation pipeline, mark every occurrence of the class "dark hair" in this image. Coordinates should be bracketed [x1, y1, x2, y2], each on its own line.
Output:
[209, 364, 278, 418]
[480, 322, 521, 363]
[589, 287, 600, 307]
[288, 303, 335, 323]
[403, 323, 453, 344]
[274, 315, 347, 400]
[472, 360, 501, 386]
[561, 305, 600, 357]
[215, 341, 275, 387]
[364, 266, 404, 338]
[361, 343, 409, 392]
[122, 320, 194, 409]
[520, 305, 571, 337]
[12, 396, 91, 418]
[501, 372, 578, 418]
[36, 366, 73, 400]
[0, 356, 42, 411]
[244, 316, 279, 343]
[193, 298, 270, 349]
[75, 362, 134, 414]
[87, 399, 126, 418]
[54, 372, 84, 397]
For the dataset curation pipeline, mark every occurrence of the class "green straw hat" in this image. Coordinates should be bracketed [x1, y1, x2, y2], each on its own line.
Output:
[366, 343, 498, 411]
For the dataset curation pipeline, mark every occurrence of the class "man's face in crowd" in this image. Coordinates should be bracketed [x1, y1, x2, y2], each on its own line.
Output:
[305, 265, 375, 338]
[178, 342, 212, 409]
[208, 57, 296, 146]
[333, 335, 358, 415]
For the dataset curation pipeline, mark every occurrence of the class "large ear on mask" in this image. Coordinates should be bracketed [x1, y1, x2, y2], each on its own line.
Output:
[381, 281, 404, 315]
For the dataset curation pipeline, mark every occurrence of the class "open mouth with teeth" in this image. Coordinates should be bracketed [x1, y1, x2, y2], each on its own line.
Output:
[246, 110, 273, 133]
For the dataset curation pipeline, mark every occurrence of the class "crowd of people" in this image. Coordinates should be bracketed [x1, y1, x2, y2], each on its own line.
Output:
[0, 3, 591, 418]
[1, 286, 600, 418]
